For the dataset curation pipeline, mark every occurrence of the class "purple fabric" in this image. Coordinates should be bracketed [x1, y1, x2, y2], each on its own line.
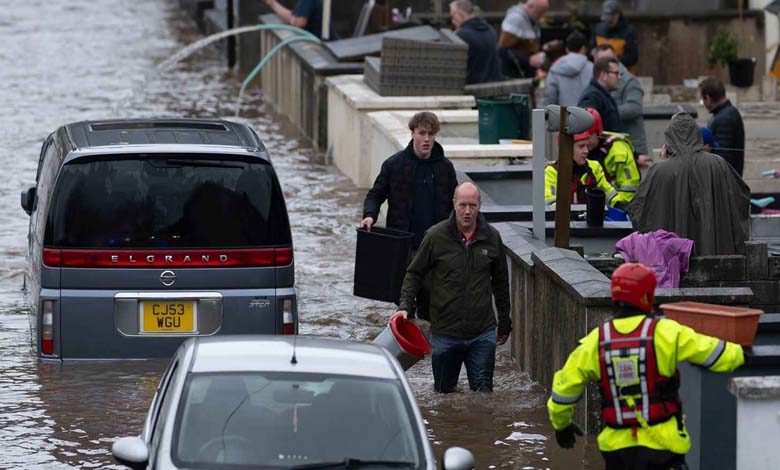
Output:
[615, 230, 694, 288]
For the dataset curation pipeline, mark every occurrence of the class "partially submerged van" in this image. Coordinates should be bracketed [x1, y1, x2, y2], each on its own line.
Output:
[21, 119, 296, 360]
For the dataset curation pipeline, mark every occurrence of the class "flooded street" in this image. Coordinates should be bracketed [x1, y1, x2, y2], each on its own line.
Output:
[0, 1, 600, 468]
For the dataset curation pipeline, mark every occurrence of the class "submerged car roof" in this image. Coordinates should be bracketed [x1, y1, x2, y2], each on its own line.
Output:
[188, 336, 400, 380]
[63, 118, 266, 153]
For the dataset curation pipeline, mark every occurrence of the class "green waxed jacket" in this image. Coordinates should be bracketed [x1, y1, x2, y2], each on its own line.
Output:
[398, 212, 511, 339]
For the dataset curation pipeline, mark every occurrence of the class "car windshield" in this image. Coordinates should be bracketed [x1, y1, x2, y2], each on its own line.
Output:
[45, 155, 291, 248]
[172, 372, 424, 469]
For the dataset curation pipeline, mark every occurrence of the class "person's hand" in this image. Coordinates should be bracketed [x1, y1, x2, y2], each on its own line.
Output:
[360, 216, 374, 230]
[555, 423, 584, 449]
[636, 154, 654, 167]
[391, 310, 408, 321]
[658, 145, 667, 160]
[263, 0, 275, 5]
[529, 52, 545, 69]
[497, 334, 509, 345]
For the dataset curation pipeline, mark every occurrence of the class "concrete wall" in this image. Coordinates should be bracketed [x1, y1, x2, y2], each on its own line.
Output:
[729, 376, 780, 470]
[256, 15, 364, 151]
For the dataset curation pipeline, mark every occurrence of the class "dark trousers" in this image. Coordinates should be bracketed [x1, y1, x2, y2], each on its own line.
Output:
[431, 329, 497, 393]
[602, 447, 688, 470]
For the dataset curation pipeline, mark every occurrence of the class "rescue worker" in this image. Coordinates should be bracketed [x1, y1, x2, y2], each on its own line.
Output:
[548, 263, 744, 470]
[544, 130, 621, 209]
[584, 108, 640, 207]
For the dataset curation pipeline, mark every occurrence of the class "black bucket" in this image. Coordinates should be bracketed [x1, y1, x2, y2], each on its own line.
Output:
[354, 226, 413, 303]
[585, 188, 605, 227]
[728, 58, 757, 88]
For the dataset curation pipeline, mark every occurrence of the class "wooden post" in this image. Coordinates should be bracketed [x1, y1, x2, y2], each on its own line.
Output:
[553, 107, 573, 249]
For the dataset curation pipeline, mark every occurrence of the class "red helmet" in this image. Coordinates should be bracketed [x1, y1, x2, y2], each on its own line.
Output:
[573, 130, 590, 142]
[611, 263, 657, 312]
[586, 108, 603, 136]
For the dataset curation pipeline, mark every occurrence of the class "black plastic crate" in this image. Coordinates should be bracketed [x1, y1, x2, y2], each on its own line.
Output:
[354, 226, 413, 303]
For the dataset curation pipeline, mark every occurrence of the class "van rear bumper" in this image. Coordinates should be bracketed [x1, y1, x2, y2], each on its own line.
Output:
[40, 288, 296, 360]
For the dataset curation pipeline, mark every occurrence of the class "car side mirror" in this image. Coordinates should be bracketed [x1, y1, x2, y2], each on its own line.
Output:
[111, 436, 149, 470]
[441, 447, 475, 470]
[20, 187, 36, 215]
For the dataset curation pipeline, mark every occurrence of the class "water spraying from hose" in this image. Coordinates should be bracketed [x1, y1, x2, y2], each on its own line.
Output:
[113, 24, 320, 116]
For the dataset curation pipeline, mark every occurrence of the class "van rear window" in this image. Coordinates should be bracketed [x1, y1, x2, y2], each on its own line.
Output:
[45, 156, 291, 248]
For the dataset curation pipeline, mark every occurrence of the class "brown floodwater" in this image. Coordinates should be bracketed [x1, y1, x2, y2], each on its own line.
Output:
[0, 1, 602, 468]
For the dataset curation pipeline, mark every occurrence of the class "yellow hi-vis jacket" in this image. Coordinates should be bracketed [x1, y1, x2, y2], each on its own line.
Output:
[599, 132, 641, 207]
[544, 160, 619, 207]
[547, 314, 744, 453]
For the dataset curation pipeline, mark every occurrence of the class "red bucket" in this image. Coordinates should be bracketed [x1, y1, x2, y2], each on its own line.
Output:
[372, 316, 430, 370]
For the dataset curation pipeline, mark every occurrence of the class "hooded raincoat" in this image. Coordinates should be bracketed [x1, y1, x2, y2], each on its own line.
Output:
[627, 113, 750, 255]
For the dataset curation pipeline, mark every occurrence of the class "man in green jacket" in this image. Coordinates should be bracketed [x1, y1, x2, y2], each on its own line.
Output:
[394, 182, 511, 393]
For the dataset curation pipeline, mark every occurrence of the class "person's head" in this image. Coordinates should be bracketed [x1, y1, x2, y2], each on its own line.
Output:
[572, 131, 590, 165]
[594, 56, 620, 91]
[663, 112, 704, 158]
[408, 112, 440, 158]
[593, 43, 617, 62]
[453, 182, 481, 231]
[523, 0, 549, 22]
[601, 0, 621, 29]
[449, 0, 474, 28]
[585, 108, 603, 149]
[611, 262, 657, 313]
[698, 76, 727, 111]
[700, 127, 720, 153]
[565, 30, 587, 55]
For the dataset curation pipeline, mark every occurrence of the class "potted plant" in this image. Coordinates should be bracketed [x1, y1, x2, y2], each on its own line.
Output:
[708, 27, 757, 87]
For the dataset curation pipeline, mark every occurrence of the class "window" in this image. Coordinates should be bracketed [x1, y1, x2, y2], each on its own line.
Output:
[45, 155, 291, 248]
[172, 373, 423, 468]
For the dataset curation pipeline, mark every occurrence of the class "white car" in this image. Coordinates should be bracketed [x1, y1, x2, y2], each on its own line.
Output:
[112, 335, 475, 469]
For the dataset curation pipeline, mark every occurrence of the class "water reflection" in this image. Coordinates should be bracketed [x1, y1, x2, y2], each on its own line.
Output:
[0, 1, 604, 468]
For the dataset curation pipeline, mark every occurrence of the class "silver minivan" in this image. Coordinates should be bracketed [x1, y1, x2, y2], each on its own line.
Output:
[21, 119, 297, 360]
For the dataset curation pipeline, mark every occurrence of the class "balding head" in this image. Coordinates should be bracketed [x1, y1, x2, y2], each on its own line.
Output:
[453, 182, 481, 232]
[523, 0, 549, 21]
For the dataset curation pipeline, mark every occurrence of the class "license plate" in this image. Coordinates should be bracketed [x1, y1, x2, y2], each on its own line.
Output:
[140, 300, 196, 333]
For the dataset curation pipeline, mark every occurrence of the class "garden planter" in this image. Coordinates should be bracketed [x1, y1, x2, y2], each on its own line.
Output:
[659, 301, 763, 346]
[728, 58, 757, 88]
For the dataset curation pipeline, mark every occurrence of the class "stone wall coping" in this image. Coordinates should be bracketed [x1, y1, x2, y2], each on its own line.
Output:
[655, 287, 753, 304]
[325, 75, 475, 110]
[494, 222, 546, 269]
[729, 376, 780, 400]
[531, 247, 614, 305]
[366, 110, 532, 157]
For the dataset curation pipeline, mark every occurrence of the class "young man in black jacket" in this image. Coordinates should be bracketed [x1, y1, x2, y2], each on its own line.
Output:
[450, 0, 502, 84]
[699, 76, 745, 176]
[361, 112, 458, 320]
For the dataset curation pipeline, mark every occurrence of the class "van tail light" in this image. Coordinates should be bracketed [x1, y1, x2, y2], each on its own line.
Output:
[41, 300, 54, 355]
[282, 299, 295, 335]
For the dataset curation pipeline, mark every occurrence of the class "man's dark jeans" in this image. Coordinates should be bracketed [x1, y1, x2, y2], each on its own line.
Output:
[431, 329, 496, 393]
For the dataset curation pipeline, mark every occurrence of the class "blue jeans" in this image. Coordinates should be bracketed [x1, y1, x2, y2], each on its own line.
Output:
[430, 329, 497, 393]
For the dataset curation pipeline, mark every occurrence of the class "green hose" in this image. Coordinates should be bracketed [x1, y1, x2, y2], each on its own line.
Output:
[236, 26, 322, 116]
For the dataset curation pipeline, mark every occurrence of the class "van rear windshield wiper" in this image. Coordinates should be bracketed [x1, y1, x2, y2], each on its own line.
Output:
[288, 458, 417, 469]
